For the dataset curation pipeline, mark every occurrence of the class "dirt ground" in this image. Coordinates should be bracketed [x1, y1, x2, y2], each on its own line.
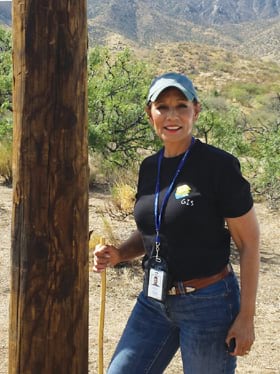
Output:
[0, 184, 279, 373]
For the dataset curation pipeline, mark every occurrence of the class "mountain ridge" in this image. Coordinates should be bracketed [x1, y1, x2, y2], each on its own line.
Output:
[87, 0, 280, 61]
[88, 0, 280, 25]
[0, 2, 11, 26]
[1, 1, 280, 61]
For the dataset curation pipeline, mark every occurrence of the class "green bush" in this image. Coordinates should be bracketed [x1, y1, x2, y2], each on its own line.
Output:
[0, 28, 12, 107]
[249, 120, 280, 209]
[196, 101, 249, 156]
[222, 82, 266, 107]
[0, 27, 12, 184]
[88, 47, 159, 167]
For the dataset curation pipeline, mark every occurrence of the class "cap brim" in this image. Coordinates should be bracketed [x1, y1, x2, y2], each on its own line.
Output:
[148, 82, 195, 103]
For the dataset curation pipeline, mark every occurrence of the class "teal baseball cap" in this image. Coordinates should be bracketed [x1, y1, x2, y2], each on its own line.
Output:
[147, 72, 199, 104]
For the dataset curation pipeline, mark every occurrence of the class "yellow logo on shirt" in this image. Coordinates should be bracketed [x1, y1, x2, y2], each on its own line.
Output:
[175, 184, 191, 199]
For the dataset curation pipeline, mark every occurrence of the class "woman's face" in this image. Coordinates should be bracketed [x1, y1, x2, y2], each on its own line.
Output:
[147, 87, 200, 152]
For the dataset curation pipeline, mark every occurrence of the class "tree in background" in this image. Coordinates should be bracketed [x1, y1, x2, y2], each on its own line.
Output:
[0, 27, 12, 183]
[88, 47, 159, 167]
[196, 97, 249, 157]
[247, 94, 280, 208]
[0, 27, 12, 139]
[196, 93, 280, 209]
[0, 28, 279, 209]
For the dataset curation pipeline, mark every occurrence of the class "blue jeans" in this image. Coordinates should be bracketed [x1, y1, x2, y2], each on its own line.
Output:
[107, 272, 240, 374]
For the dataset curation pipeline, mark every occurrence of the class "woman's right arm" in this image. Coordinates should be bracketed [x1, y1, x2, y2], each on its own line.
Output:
[93, 230, 145, 273]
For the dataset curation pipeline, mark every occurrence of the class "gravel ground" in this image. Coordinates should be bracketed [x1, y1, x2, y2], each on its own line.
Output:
[1, 184, 279, 373]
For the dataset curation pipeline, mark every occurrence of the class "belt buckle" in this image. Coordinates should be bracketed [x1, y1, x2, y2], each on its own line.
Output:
[168, 286, 177, 295]
[184, 286, 196, 293]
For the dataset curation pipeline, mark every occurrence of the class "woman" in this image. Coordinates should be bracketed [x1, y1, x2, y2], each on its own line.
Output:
[93, 72, 260, 373]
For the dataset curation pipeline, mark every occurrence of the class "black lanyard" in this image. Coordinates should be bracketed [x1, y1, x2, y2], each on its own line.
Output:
[154, 137, 195, 260]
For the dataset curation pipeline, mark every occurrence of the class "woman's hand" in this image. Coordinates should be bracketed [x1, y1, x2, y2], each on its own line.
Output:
[93, 243, 121, 273]
[93, 230, 145, 273]
[226, 312, 255, 356]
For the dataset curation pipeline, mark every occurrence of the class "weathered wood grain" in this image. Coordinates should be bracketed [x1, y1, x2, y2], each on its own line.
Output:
[9, 1, 88, 373]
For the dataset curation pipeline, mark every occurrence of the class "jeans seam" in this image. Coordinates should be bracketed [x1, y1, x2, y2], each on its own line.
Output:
[222, 279, 232, 374]
[223, 276, 235, 322]
[144, 326, 178, 373]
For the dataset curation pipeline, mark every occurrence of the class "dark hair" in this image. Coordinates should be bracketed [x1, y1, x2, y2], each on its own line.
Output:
[146, 97, 199, 109]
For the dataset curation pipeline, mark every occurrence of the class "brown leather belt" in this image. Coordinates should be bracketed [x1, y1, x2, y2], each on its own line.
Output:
[168, 264, 232, 295]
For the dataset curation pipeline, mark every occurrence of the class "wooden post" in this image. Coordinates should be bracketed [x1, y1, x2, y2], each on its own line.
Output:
[9, 1, 88, 373]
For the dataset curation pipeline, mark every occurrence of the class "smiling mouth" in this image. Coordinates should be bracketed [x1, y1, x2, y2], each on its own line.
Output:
[164, 126, 181, 131]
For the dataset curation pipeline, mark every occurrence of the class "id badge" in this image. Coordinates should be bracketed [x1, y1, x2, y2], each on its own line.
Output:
[143, 256, 168, 303]
[148, 268, 165, 300]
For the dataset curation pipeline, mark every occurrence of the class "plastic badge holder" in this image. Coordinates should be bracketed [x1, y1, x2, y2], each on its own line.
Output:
[143, 256, 169, 303]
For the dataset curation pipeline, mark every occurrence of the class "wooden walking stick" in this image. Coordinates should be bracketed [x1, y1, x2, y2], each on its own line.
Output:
[98, 237, 107, 374]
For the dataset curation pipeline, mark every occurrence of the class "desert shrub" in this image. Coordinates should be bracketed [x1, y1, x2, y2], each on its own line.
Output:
[0, 103, 12, 140]
[213, 61, 233, 73]
[0, 27, 12, 184]
[88, 47, 158, 167]
[249, 120, 280, 209]
[88, 151, 109, 186]
[196, 101, 249, 157]
[222, 82, 266, 107]
[0, 28, 12, 106]
[0, 140, 12, 184]
[111, 182, 136, 215]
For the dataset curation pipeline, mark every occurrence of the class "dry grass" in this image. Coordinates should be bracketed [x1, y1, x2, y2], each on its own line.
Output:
[0, 185, 279, 373]
[0, 141, 12, 184]
[110, 182, 136, 215]
[89, 197, 280, 374]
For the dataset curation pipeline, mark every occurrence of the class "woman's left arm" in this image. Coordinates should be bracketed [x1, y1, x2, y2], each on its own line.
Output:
[225, 206, 260, 356]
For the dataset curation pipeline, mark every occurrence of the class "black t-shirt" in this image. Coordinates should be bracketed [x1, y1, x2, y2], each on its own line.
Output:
[134, 139, 253, 281]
